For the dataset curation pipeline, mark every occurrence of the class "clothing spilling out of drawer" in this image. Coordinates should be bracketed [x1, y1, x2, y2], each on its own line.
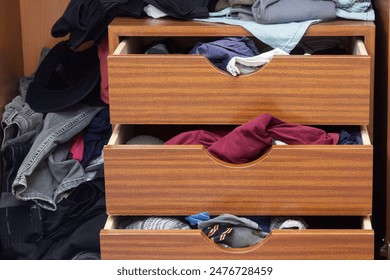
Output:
[118, 213, 307, 248]
[126, 113, 362, 164]
[143, 36, 347, 76]
[116, 213, 366, 249]
[1, 0, 375, 260]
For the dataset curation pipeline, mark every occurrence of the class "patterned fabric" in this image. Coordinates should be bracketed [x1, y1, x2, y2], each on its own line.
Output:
[121, 217, 191, 230]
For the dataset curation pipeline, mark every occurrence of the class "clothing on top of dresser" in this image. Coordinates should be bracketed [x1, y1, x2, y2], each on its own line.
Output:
[51, 0, 146, 48]
[270, 217, 308, 230]
[165, 113, 339, 164]
[198, 214, 268, 248]
[121, 217, 191, 230]
[210, 0, 230, 11]
[252, 0, 336, 24]
[189, 36, 259, 71]
[144, 4, 169, 18]
[143, 0, 210, 19]
[229, 0, 255, 5]
[226, 47, 288, 76]
[12, 104, 104, 211]
[228, 5, 255, 21]
[194, 8, 319, 53]
[126, 135, 165, 145]
[227, 0, 255, 20]
[333, 0, 375, 21]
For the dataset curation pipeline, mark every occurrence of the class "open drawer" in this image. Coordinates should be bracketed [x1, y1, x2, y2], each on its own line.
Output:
[108, 34, 370, 125]
[100, 215, 374, 260]
[103, 124, 373, 216]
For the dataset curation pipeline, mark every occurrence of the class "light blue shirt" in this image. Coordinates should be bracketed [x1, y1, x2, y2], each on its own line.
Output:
[194, 8, 319, 53]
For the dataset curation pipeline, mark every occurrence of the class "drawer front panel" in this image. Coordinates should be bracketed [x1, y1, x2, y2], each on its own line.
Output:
[108, 54, 370, 125]
[100, 217, 374, 260]
[104, 144, 372, 216]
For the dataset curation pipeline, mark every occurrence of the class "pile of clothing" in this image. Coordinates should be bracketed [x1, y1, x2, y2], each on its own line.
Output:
[120, 213, 309, 248]
[0, 39, 111, 259]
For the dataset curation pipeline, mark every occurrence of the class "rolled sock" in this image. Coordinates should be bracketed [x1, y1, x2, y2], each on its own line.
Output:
[227, 48, 288, 76]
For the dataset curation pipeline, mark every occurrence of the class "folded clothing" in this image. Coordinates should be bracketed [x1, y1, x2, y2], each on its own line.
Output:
[252, 0, 336, 24]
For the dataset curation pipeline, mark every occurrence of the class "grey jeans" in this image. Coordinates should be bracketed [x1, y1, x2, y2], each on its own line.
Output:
[2, 95, 43, 148]
[12, 103, 104, 211]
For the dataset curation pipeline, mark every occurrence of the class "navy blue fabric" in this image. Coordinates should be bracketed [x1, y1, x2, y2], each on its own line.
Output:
[81, 107, 111, 167]
[189, 37, 260, 71]
[338, 130, 362, 144]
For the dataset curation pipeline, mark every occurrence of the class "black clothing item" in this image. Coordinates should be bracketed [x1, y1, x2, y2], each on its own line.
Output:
[0, 131, 44, 260]
[51, 0, 146, 48]
[1, 176, 107, 260]
[39, 178, 107, 260]
[80, 107, 112, 168]
[26, 41, 101, 113]
[144, 0, 210, 19]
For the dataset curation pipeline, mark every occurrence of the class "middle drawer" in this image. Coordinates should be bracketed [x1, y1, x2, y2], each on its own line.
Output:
[104, 124, 372, 216]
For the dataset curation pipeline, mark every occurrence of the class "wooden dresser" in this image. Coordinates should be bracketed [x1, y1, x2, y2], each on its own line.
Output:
[99, 17, 375, 260]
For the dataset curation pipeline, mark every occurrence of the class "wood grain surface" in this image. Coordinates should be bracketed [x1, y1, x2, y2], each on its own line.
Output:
[104, 137, 373, 216]
[100, 221, 373, 260]
[108, 54, 370, 125]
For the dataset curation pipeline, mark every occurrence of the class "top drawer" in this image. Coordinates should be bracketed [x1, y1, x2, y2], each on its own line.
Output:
[108, 34, 370, 125]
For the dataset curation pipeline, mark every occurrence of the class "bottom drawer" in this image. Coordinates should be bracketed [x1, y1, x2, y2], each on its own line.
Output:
[100, 215, 373, 260]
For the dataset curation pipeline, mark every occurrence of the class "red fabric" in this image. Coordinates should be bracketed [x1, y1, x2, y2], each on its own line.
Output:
[165, 113, 339, 164]
[97, 34, 109, 104]
[69, 133, 85, 162]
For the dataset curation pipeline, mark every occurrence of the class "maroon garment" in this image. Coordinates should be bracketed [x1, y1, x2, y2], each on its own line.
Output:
[165, 113, 339, 164]
[97, 34, 109, 104]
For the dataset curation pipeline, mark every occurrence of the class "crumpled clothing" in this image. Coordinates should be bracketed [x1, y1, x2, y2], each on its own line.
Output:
[143, 0, 210, 19]
[198, 214, 268, 248]
[189, 36, 259, 71]
[333, 0, 375, 21]
[121, 217, 191, 230]
[165, 113, 339, 164]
